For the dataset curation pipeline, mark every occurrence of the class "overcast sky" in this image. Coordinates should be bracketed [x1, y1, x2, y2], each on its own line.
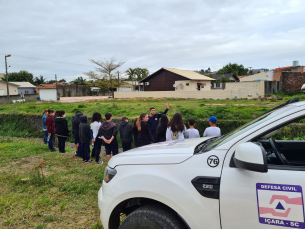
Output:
[1, 0, 304, 82]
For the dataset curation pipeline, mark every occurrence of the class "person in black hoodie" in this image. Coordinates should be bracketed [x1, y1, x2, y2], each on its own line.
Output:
[132, 118, 138, 147]
[55, 110, 69, 153]
[72, 112, 83, 157]
[119, 117, 133, 152]
[137, 113, 153, 147]
[154, 114, 168, 143]
[98, 113, 118, 161]
[79, 115, 92, 163]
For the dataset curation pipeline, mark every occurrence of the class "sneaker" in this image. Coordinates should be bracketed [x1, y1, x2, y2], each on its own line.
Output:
[50, 149, 57, 152]
[85, 160, 93, 163]
[60, 151, 67, 154]
[87, 159, 93, 162]
[97, 161, 103, 164]
[75, 153, 79, 157]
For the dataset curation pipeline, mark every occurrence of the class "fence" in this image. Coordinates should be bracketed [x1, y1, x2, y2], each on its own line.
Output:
[0, 94, 38, 103]
[265, 81, 281, 95]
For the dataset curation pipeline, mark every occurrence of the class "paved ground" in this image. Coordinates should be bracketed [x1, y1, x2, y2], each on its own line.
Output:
[59, 96, 109, 102]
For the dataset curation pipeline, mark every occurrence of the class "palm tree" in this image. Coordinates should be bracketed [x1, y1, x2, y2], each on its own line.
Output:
[125, 68, 136, 91]
[33, 75, 47, 85]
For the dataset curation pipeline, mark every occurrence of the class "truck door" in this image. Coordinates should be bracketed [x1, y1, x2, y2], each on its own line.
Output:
[220, 125, 305, 229]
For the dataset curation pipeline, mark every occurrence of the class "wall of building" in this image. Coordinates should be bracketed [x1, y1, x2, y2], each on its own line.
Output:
[142, 69, 189, 91]
[0, 82, 18, 95]
[282, 72, 305, 91]
[239, 72, 269, 82]
[18, 88, 36, 94]
[39, 89, 57, 101]
[114, 81, 265, 99]
[265, 81, 282, 94]
[174, 80, 212, 91]
[0, 94, 38, 103]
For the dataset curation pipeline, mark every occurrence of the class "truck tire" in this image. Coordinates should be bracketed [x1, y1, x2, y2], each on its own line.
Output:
[119, 204, 188, 229]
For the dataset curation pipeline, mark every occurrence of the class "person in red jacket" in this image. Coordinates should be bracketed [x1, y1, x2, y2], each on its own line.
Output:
[46, 109, 56, 152]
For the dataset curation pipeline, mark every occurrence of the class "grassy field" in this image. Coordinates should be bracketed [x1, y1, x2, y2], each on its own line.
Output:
[0, 92, 304, 121]
[0, 137, 105, 229]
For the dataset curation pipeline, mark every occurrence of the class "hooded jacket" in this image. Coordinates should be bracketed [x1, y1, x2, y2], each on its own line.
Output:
[79, 115, 91, 143]
[119, 121, 132, 143]
[72, 113, 83, 138]
[55, 117, 69, 137]
[98, 121, 118, 142]
[46, 115, 55, 134]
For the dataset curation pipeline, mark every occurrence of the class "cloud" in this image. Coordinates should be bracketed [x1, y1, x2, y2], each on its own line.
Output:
[0, 0, 304, 80]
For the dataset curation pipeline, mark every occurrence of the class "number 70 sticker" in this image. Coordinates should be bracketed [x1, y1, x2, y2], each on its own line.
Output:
[207, 155, 220, 167]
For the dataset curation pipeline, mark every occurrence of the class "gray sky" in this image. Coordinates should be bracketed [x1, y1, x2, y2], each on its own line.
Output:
[1, 0, 304, 82]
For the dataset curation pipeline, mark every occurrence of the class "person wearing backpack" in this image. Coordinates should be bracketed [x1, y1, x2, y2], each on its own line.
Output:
[137, 113, 153, 147]
[55, 110, 69, 153]
[166, 113, 186, 141]
[119, 117, 133, 151]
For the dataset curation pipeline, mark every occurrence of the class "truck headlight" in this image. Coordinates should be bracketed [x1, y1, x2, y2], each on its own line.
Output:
[104, 165, 117, 183]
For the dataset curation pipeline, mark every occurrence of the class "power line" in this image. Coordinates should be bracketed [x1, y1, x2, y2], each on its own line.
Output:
[0, 53, 95, 67]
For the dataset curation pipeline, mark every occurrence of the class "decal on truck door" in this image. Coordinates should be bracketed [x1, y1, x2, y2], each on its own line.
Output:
[256, 183, 305, 228]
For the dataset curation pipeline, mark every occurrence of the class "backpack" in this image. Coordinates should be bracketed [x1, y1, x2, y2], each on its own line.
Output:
[171, 132, 179, 140]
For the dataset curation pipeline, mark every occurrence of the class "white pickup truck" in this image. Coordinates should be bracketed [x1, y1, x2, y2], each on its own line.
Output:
[98, 97, 305, 229]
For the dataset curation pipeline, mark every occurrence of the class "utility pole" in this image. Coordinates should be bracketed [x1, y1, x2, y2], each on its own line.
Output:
[55, 74, 58, 100]
[248, 67, 252, 75]
[5, 54, 11, 103]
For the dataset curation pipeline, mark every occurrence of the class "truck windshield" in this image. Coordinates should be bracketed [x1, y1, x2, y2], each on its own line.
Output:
[203, 106, 293, 152]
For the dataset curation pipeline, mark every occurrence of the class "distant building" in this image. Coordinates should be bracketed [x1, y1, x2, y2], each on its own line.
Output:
[139, 68, 215, 91]
[117, 81, 143, 92]
[273, 61, 304, 81]
[0, 80, 19, 95]
[239, 71, 273, 82]
[211, 73, 239, 89]
[11, 82, 36, 94]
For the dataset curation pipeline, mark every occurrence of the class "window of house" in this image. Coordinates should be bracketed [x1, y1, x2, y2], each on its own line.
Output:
[186, 83, 189, 86]
[216, 83, 220, 88]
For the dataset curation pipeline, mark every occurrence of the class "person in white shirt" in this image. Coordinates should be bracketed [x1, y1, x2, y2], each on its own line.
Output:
[166, 113, 187, 141]
[91, 112, 103, 164]
[185, 118, 200, 139]
[203, 116, 221, 137]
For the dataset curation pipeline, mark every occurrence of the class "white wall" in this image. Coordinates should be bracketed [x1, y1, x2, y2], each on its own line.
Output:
[39, 89, 57, 101]
[114, 81, 265, 99]
[0, 82, 18, 95]
[174, 80, 212, 91]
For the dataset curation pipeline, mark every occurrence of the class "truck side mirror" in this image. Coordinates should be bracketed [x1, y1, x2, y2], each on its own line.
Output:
[234, 142, 268, 173]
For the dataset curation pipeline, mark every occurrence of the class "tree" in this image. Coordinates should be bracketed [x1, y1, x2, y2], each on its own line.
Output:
[70, 77, 86, 85]
[217, 63, 248, 76]
[125, 68, 136, 90]
[84, 57, 130, 98]
[33, 75, 47, 85]
[215, 75, 231, 89]
[205, 67, 211, 73]
[7, 70, 34, 84]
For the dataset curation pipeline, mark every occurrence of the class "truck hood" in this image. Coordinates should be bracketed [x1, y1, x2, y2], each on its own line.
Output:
[108, 137, 212, 167]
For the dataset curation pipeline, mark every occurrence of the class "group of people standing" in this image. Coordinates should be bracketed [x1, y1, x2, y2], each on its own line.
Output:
[42, 103, 221, 164]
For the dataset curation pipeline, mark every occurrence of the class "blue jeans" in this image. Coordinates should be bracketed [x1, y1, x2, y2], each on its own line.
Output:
[58, 137, 66, 153]
[48, 133, 55, 150]
[43, 131, 48, 144]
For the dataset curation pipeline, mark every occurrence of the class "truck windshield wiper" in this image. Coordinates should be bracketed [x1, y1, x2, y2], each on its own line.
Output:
[194, 136, 223, 154]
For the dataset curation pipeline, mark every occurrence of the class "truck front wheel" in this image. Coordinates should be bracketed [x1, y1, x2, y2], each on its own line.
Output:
[119, 204, 188, 229]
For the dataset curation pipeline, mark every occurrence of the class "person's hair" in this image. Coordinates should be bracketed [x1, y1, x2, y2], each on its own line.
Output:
[150, 107, 155, 111]
[156, 114, 168, 134]
[105, 113, 112, 121]
[92, 112, 102, 122]
[168, 113, 185, 133]
[43, 109, 48, 114]
[211, 121, 217, 124]
[132, 118, 138, 128]
[121, 117, 128, 122]
[189, 118, 195, 126]
[57, 110, 65, 117]
[136, 113, 147, 131]
[48, 109, 54, 114]
[76, 110, 82, 115]
[54, 110, 60, 118]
